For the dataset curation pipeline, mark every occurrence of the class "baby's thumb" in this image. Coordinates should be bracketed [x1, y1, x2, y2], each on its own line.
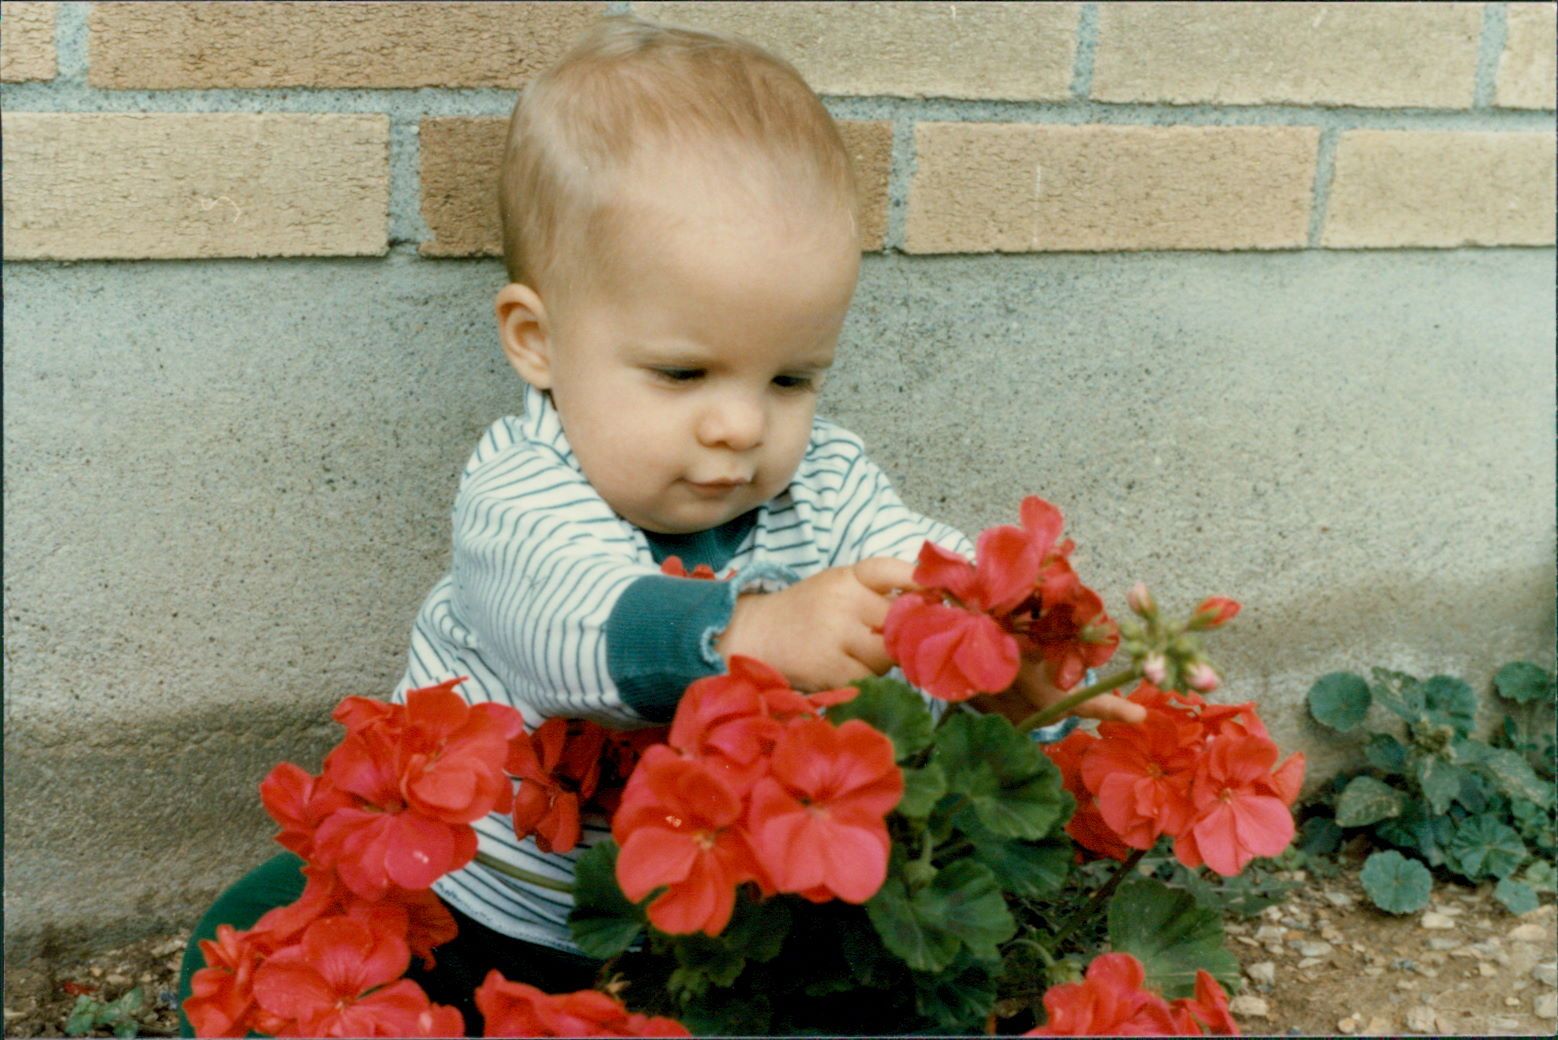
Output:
[853, 556, 917, 596]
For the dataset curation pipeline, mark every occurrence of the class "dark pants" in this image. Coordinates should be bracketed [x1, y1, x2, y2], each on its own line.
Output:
[177, 853, 601, 1037]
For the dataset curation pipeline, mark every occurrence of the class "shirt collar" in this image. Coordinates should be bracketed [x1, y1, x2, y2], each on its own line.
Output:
[518, 381, 580, 470]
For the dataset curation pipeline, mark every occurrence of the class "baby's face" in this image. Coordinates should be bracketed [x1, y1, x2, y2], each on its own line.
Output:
[529, 176, 860, 534]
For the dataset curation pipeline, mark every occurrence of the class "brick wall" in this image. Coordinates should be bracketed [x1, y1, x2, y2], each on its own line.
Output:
[3, 2, 1553, 260]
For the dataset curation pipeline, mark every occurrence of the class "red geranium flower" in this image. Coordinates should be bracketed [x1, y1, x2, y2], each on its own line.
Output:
[475, 971, 691, 1037]
[612, 746, 765, 936]
[260, 763, 353, 862]
[1189, 597, 1241, 630]
[250, 916, 462, 1038]
[1169, 969, 1240, 1035]
[1081, 710, 1200, 850]
[1025, 581, 1120, 692]
[184, 924, 274, 1039]
[1043, 730, 1132, 862]
[883, 592, 1021, 701]
[745, 718, 903, 903]
[1025, 952, 1183, 1036]
[399, 680, 523, 824]
[510, 718, 606, 853]
[660, 556, 721, 581]
[1174, 734, 1296, 877]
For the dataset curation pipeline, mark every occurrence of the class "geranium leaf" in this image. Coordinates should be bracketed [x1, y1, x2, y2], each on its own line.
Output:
[1414, 756, 1465, 815]
[667, 935, 745, 999]
[1364, 733, 1409, 775]
[1477, 747, 1555, 807]
[1359, 850, 1432, 913]
[1335, 775, 1406, 827]
[865, 874, 960, 973]
[1522, 858, 1556, 894]
[1494, 877, 1540, 915]
[567, 839, 646, 958]
[1421, 675, 1478, 735]
[1494, 661, 1554, 704]
[897, 762, 947, 819]
[932, 712, 1069, 841]
[1447, 817, 1527, 879]
[721, 892, 791, 964]
[912, 949, 998, 1033]
[830, 676, 935, 761]
[1376, 801, 1454, 869]
[914, 860, 1015, 963]
[1106, 877, 1239, 999]
[969, 835, 1073, 900]
[1297, 816, 1343, 856]
[1307, 672, 1371, 731]
[1369, 668, 1426, 722]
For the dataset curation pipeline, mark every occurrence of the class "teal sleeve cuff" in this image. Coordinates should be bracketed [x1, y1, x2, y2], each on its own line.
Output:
[606, 563, 800, 723]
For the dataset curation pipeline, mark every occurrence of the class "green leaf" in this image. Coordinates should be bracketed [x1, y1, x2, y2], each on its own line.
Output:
[721, 894, 791, 964]
[1106, 877, 1240, 999]
[914, 860, 1015, 963]
[912, 950, 998, 1033]
[667, 934, 746, 1000]
[1422, 675, 1478, 735]
[1297, 816, 1343, 856]
[65, 997, 98, 1038]
[932, 712, 1069, 840]
[1335, 775, 1407, 827]
[1494, 877, 1541, 915]
[676, 989, 773, 1036]
[1376, 802, 1455, 868]
[1478, 747, 1555, 807]
[1447, 817, 1527, 880]
[1369, 668, 1426, 722]
[567, 840, 647, 958]
[1364, 733, 1409, 775]
[1521, 858, 1556, 894]
[865, 874, 961, 973]
[1359, 850, 1432, 914]
[1495, 661, 1555, 704]
[897, 762, 947, 819]
[968, 835, 1072, 900]
[1308, 672, 1371, 731]
[830, 677, 935, 761]
[1414, 756, 1466, 814]
[113, 1023, 139, 1040]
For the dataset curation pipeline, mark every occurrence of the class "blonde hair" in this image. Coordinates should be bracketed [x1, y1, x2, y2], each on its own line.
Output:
[498, 14, 859, 317]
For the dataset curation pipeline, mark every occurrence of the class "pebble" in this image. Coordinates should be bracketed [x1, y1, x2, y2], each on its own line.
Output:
[1426, 936, 1460, 951]
[1297, 957, 1324, 969]
[1535, 962, 1558, 987]
[1323, 889, 1354, 908]
[1490, 1015, 1522, 1031]
[154, 938, 187, 957]
[1404, 1006, 1437, 1033]
[1479, 962, 1498, 977]
[105, 972, 129, 986]
[2, 1010, 23, 1022]
[1337, 1015, 1359, 1034]
[1246, 961, 1276, 985]
[1234, 935, 1260, 948]
[1510, 923, 1547, 942]
[1254, 925, 1286, 943]
[1320, 926, 1344, 943]
[1362, 965, 1384, 977]
[1362, 1015, 1392, 1036]
[1506, 996, 1522, 1007]
[1397, 980, 1418, 992]
[1228, 995, 1269, 1019]
[1420, 912, 1455, 929]
[1297, 940, 1334, 958]
[1536, 992, 1558, 1019]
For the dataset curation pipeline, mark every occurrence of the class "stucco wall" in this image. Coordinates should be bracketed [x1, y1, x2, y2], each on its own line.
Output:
[3, 1, 1554, 960]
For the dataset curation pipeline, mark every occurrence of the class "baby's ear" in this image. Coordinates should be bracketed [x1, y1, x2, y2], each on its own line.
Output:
[494, 282, 553, 390]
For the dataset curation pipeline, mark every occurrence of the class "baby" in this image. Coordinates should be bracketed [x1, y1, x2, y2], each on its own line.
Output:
[177, 14, 1142, 1036]
[389, 12, 1141, 1010]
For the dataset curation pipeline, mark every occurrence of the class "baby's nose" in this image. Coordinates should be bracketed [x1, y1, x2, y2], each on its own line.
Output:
[697, 395, 765, 450]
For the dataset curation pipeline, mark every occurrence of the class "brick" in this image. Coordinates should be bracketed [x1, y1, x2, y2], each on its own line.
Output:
[1092, 2, 1483, 108]
[88, 1, 603, 89]
[3, 114, 389, 259]
[631, 2, 1078, 100]
[1322, 131, 1556, 248]
[905, 123, 1317, 253]
[420, 118, 892, 258]
[1, 2, 56, 82]
[1496, 4, 1558, 110]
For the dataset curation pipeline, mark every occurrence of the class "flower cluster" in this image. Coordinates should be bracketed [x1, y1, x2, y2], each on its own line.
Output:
[508, 718, 667, 854]
[474, 972, 690, 1037]
[611, 656, 902, 936]
[883, 496, 1119, 701]
[1123, 584, 1242, 693]
[1026, 952, 1237, 1036]
[1044, 683, 1305, 876]
[188, 680, 685, 1038]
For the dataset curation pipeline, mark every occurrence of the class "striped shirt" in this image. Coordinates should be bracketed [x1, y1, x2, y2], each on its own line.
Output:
[394, 382, 974, 954]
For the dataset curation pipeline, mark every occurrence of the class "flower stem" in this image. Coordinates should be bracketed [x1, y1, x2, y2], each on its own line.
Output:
[474, 850, 575, 893]
[1015, 669, 1141, 734]
[1048, 848, 1147, 951]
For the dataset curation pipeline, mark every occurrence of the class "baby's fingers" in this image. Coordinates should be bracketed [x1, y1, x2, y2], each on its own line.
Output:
[853, 556, 917, 596]
[1070, 693, 1147, 725]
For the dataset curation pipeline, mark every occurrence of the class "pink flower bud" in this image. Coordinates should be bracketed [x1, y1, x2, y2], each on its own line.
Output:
[1190, 596, 1241, 630]
[1126, 581, 1156, 618]
[1186, 662, 1220, 692]
[1143, 653, 1167, 686]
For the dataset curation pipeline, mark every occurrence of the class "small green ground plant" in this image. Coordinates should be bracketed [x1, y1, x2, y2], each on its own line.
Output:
[65, 987, 149, 1039]
[1301, 660, 1556, 915]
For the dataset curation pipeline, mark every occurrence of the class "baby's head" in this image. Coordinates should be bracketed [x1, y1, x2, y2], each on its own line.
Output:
[494, 15, 862, 535]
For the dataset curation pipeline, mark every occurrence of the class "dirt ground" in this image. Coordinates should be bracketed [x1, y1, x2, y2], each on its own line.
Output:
[4, 871, 1554, 1037]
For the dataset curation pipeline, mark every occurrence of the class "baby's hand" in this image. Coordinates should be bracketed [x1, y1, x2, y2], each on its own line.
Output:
[985, 657, 1146, 725]
[716, 557, 916, 691]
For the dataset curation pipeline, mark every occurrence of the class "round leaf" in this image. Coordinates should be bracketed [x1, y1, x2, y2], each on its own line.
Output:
[1335, 775, 1406, 827]
[1494, 877, 1540, 916]
[1447, 817, 1527, 880]
[1494, 661, 1554, 704]
[1421, 675, 1477, 735]
[829, 677, 935, 761]
[1106, 877, 1240, 998]
[567, 840, 647, 958]
[1308, 672, 1371, 731]
[1359, 850, 1432, 914]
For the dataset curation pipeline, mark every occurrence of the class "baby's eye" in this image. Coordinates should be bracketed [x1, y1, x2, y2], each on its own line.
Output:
[652, 367, 704, 383]
[772, 374, 817, 392]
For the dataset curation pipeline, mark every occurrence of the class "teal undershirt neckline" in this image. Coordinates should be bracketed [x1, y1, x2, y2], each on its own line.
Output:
[639, 507, 759, 573]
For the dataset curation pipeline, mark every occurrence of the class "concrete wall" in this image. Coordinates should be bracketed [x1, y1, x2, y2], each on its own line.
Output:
[3, 1, 1554, 960]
